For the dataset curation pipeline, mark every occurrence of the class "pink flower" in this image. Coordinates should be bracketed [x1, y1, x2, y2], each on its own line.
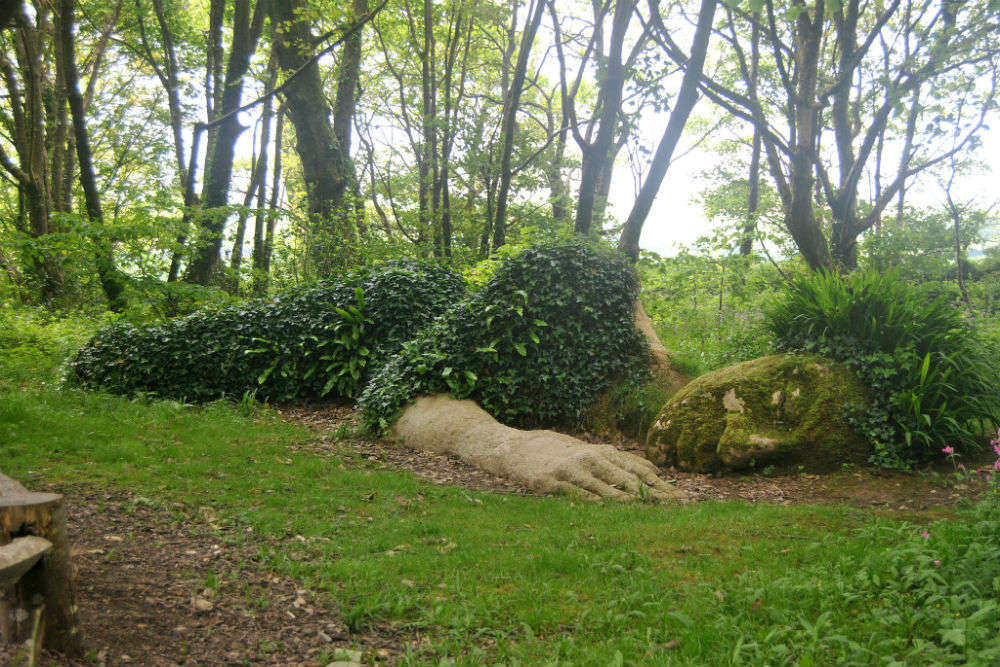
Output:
[957, 463, 965, 470]
[934, 560, 941, 566]
[994, 459, 1000, 471]
[942, 446, 954, 455]
[921, 531, 930, 540]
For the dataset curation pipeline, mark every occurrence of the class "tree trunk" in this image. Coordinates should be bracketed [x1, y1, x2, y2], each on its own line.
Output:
[252, 107, 283, 296]
[0, 11, 63, 301]
[546, 97, 569, 224]
[271, 0, 352, 275]
[493, 0, 546, 250]
[334, 0, 366, 158]
[784, 1, 830, 271]
[739, 13, 760, 257]
[186, 0, 264, 285]
[57, 0, 127, 311]
[250, 61, 277, 297]
[0, 472, 82, 657]
[619, 0, 716, 261]
[574, 0, 633, 236]
[229, 132, 265, 289]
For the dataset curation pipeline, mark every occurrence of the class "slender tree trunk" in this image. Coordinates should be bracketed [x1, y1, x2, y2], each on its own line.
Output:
[619, 0, 716, 261]
[546, 97, 569, 224]
[229, 135, 264, 288]
[493, 0, 545, 250]
[58, 0, 127, 311]
[146, 0, 199, 283]
[739, 12, 760, 257]
[252, 107, 282, 296]
[186, 0, 263, 285]
[895, 87, 921, 227]
[947, 195, 970, 305]
[250, 60, 276, 296]
[334, 0, 366, 160]
[575, 0, 633, 236]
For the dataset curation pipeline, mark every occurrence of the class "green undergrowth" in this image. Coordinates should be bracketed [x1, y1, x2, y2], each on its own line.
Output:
[0, 305, 104, 387]
[3, 381, 999, 665]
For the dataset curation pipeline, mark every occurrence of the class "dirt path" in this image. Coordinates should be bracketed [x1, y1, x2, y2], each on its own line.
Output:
[0, 486, 407, 667]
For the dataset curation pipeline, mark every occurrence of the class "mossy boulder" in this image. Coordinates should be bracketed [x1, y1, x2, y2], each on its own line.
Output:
[645, 354, 869, 472]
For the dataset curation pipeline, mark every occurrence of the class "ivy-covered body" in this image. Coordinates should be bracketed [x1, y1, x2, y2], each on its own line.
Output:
[359, 242, 651, 430]
[71, 261, 466, 402]
[73, 243, 651, 436]
[646, 353, 869, 473]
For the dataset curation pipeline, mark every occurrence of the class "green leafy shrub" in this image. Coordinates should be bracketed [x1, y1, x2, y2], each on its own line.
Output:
[71, 260, 466, 402]
[359, 241, 650, 430]
[766, 269, 999, 467]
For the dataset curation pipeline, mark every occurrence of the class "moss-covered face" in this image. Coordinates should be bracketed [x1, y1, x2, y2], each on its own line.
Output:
[645, 354, 870, 473]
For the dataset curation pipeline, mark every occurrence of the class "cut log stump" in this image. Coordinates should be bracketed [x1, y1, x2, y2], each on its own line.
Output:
[0, 471, 83, 657]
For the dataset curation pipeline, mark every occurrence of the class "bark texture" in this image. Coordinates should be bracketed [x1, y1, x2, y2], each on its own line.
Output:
[0, 472, 82, 657]
[271, 0, 354, 275]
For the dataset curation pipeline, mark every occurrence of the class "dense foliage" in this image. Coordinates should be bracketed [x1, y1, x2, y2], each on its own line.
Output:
[359, 241, 650, 430]
[71, 261, 466, 402]
[767, 269, 1000, 467]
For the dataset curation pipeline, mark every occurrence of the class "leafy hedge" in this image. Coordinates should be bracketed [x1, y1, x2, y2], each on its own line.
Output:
[359, 241, 650, 430]
[71, 260, 466, 402]
[766, 269, 999, 467]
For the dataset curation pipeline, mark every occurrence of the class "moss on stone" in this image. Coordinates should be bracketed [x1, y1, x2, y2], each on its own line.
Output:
[645, 354, 869, 473]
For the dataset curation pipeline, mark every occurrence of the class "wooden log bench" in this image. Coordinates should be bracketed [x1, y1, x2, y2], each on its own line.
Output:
[0, 472, 83, 656]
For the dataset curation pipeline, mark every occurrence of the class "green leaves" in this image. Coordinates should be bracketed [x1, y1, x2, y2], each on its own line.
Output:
[358, 241, 650, 431]
[72, 260, 466, 404]
[767, 269, 1000, 466]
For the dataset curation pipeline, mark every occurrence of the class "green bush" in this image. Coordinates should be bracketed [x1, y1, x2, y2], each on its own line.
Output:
[359, 241, 650, 430]
[71, 260, 466, 402]
[766, 269, 999, 467]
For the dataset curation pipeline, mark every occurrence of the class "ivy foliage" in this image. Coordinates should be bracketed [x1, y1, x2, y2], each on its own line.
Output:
[766, 269, 999, 467]
[71, 260, 466, 402]
[359, 241, 650, 431]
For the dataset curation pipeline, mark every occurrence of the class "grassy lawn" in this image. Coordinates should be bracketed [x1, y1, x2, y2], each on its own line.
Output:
[1, 329, 998, 665]
[4, 384, 998, 666]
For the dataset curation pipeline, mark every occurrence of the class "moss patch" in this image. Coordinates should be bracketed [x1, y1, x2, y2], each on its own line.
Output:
[645, 354, 869, 472]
